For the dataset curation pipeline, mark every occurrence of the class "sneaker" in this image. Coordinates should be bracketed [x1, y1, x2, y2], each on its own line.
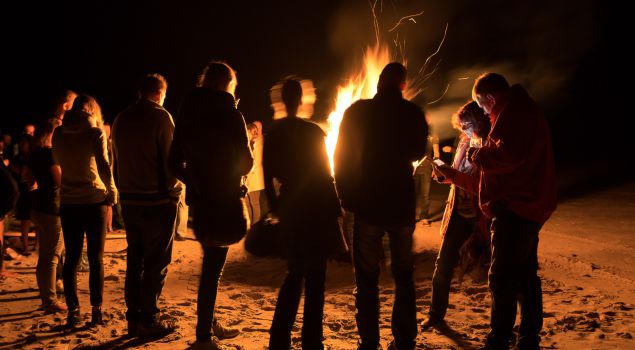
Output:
[43, 301, 67, 314]
[90, 306, 103, 325]
[138, 319, 175, 338]
[193, 337, 237, 350]
[213, 319, 240, 340]
[67, 308, 81, 328]
[56, 279, 64, 294]
[422, 315, 445, 330]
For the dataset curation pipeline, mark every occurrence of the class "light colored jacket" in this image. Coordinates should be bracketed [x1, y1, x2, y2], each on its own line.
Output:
[52, 110, 118, 205]
[245, 135, 265, 192]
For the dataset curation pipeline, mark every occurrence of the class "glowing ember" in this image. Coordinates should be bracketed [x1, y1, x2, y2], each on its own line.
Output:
[325, 44, 420, 175]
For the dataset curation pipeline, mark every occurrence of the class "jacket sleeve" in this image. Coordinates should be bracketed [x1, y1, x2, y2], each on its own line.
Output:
[158, 112, 182, 201]
[262, 131, 278, 214]
[408, 106, 429, 162]
[231, 109, 253, 177]
[333, 106, 360, 210]
[452, 171, 479, 196]
[168, 119, 188, 184]
[94, 128, 118, 204]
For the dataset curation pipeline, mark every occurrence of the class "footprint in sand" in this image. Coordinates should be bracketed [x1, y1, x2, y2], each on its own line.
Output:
[104, 275, 119, 282]
[463, 286, 489, 295]
[469, 323, 490, 330]
[326, 322, 341, 332]
[612, 302, 634, 311]
[245, 292, 264, 300]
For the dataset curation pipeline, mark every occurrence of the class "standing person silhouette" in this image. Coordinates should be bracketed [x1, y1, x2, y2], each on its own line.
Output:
[52, 95, 118, 327]
[263, 77, 343, 349]
[112, 73, 182, 337]
[335, 62, 428, 350]
[169, 61, 251, 350]
[469, 73, 556, 350]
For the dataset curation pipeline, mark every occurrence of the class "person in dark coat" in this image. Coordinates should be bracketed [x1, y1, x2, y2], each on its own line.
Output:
[112, 73, 182, 337]
[169, 61, 252, 350]
[334, 62, 428, 350]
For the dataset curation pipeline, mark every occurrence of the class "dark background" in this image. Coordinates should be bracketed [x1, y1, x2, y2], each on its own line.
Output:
[2, 0, 629, 192]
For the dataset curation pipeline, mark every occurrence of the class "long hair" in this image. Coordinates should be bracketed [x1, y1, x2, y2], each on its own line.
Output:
[197, 61, 236, 92]
[70, 94, 104, 128]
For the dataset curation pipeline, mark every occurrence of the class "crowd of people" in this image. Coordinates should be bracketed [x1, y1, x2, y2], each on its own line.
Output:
[0, 61, 556, 350]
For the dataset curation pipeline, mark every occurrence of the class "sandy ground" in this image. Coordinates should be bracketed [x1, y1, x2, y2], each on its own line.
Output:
[1, 181, 634, 350]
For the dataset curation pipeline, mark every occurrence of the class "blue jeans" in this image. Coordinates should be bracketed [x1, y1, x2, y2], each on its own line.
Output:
[353, 217, 417, 350]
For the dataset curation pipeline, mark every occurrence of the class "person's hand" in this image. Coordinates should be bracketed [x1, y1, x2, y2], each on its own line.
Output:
[265, 211, 280, 225]
[432, 163, 454, 180]
[105, 192, 117, 206]
[466, 147, 478, 163]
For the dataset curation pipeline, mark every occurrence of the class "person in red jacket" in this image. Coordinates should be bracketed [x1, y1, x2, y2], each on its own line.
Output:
[469, 73, 557, 350]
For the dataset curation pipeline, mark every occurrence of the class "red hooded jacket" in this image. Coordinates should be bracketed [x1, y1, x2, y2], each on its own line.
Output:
[472, 85, 557, 224]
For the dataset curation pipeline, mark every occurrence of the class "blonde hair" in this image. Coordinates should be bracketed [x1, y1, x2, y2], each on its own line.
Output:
[71, 94, 104, 129]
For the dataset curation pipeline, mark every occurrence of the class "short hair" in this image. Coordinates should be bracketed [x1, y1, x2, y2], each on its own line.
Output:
[281, 78, 302, 108]
[378, 62, 407, 91]
[139, 73, 167, 97]
[472, 73, 510, 97]
[50, 89, 77, 112]
[453, 100, 491, 138]
[197, 61, 236, 90]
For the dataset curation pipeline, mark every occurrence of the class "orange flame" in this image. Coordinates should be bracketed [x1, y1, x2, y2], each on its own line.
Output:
[325, 43, 420, 175]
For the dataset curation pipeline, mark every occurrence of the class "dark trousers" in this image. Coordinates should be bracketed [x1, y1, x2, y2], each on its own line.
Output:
[269, 257, 327, 350]
[122, 202, 177, 323]
[429, 211, 474, 319]
[353, 217, 417, 350]
[60, 203, 107, 311]
[196, 245, 229, 341]
[486, 206, 542, 350]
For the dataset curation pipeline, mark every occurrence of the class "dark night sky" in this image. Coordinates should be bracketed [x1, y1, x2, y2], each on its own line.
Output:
[3, 0, 628, 184]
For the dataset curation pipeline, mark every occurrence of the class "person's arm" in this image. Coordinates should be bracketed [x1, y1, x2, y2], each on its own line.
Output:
[167, 119, 188, 184]
[408, 106, 429, 162]
[158, 112, 182, 201]
[452, 171, 479, 195]
[230, 109, 253, 177]
[262, 131, 278, 215]
[51, 165, 61, 187]
[94, 129, 118, 205]
[333, 106, 361, 209]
